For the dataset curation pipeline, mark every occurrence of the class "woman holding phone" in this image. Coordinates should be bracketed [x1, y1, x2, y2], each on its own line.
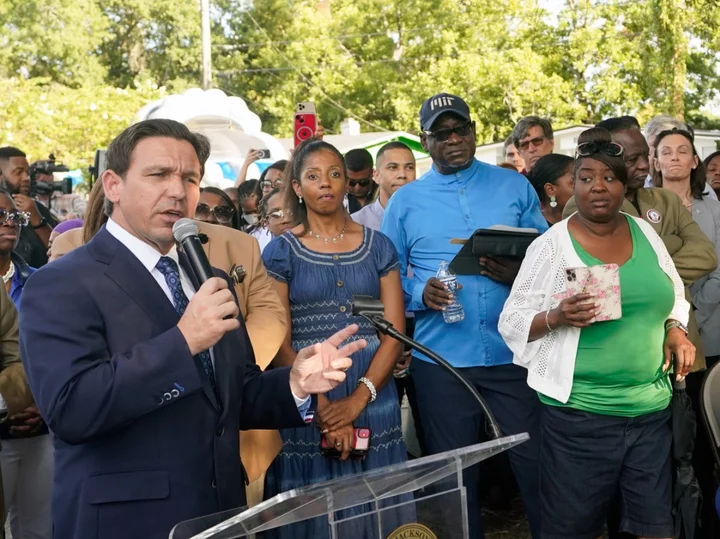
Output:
[499, 127, 694, 539]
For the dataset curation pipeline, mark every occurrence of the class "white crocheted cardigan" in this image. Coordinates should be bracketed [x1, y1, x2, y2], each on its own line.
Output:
[498, 214, 690, 404]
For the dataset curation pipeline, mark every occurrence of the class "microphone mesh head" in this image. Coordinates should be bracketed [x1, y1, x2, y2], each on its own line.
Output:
[172, 218, 199, 243]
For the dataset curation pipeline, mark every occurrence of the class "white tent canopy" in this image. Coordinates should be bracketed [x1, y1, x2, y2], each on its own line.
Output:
[136, 88, 287, 187]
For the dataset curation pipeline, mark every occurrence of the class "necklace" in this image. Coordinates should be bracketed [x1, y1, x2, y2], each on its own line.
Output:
[2, 263, 14, 284]
[307, 216, 348, 244]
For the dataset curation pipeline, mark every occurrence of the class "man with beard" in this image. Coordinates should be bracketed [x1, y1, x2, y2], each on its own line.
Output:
[0, 148, 58, 267]
[382, 93, 546, 539]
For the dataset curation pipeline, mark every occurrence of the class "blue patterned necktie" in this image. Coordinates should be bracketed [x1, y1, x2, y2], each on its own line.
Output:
[155, 256, 218, 398]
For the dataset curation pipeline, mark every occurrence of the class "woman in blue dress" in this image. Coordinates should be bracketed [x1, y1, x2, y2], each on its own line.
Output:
[262, 138, 409, 539]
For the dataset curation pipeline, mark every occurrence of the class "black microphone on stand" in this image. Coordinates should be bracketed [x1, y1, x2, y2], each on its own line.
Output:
[172, 218, 214, 283]
[352, 295, 503, 440]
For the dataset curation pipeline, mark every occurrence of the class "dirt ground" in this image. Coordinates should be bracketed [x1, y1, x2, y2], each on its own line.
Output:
[483, 499, 610, 539]
[483, 501, 533, 539]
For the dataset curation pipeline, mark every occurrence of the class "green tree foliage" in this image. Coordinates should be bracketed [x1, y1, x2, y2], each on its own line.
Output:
[99, 0, 202, 90]
[0, 78, 164, 168]
[215, 0, 720, 140]
[1, 0, 719, 164]
[0, 0, 107, 86]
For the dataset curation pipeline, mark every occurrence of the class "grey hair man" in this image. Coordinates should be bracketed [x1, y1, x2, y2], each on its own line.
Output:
[511, 116, 555, 173]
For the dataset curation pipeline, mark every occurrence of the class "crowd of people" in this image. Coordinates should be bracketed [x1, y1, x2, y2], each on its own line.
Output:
[0, 90, 716, 539]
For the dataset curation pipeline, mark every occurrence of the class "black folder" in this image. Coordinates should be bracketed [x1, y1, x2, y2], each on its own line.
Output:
[449, 227, 540, 275]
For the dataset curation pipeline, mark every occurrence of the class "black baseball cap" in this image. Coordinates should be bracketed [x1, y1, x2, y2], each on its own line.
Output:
[419, 93, 472, 131]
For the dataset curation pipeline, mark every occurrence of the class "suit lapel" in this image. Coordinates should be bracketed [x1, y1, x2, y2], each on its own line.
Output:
[92, 228, 224, 412]
[95, 230, 180, 330]
[178, 253, 222, 413]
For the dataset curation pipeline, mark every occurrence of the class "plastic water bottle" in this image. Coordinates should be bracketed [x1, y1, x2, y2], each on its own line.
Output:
[436, 261, 464, 324]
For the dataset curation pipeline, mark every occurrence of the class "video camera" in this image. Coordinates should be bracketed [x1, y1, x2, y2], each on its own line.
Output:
[28, 154, 73, 198]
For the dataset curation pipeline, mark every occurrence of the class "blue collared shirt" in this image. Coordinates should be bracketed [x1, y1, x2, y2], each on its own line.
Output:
[381, 159, 547, 368]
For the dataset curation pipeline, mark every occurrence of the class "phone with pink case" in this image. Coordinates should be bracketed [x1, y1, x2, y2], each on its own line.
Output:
[564, 264, 622, 321]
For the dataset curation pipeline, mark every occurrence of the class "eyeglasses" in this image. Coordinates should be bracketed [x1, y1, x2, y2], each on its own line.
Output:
[518, 137, 548, 151]
[267, 209, 292, 222]
[261, 179, 283, 189]
[349, 178, 371, 188]
[576, 141, 624, 159]
[423, 121, 474, 143]
[195, 203, 235, 224]
[0, 210, 29, 227]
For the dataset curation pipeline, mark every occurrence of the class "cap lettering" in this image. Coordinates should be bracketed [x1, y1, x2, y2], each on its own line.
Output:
[430, 96, 456, 111]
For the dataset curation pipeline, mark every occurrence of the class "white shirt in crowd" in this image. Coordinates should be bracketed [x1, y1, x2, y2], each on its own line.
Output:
[351, 199, 384, 231]
[251, 227, 273, 253]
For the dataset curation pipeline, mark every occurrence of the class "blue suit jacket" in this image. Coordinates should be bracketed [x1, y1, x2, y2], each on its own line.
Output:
[19, 227, 306, 539]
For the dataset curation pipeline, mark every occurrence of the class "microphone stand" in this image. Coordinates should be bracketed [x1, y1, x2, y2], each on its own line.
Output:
[353, 308, 503, 440]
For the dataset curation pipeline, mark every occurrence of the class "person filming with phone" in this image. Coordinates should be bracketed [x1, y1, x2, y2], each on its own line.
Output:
[499, 127, 694, 539]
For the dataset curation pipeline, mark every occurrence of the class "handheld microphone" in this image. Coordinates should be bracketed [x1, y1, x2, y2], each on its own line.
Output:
[172, 219, 214, 284]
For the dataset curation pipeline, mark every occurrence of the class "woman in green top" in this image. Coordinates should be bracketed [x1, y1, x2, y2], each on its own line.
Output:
[499, 127, 695, 539]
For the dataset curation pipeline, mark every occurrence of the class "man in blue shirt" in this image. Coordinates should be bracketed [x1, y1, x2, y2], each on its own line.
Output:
[382, 93, 547, 539]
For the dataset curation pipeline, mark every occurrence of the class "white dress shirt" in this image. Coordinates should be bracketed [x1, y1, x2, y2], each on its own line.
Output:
[105, 218, 310, 409]
[106, 218, 197, 306]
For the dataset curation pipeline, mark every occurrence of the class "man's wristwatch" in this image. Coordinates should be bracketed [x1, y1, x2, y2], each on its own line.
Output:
[665, 320, 688, 335]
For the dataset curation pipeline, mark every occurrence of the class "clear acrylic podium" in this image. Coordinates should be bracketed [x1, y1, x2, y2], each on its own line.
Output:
[170, 433, 528, 539]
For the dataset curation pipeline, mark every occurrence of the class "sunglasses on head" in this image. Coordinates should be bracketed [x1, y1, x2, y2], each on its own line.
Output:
[423, 121, 474, 142]
[195, 203, 235, 224]
[0, 210, 29, 227]
[349, 178, 371, 188]
[575, 141, 624, 159]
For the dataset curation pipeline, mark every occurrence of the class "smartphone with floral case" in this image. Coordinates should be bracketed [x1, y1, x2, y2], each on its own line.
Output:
[564, 264, 622, 321]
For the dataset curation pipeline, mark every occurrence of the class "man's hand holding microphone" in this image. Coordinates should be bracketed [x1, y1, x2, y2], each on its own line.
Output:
[172, 218, 364, 400]
[177, 278, 240, 355]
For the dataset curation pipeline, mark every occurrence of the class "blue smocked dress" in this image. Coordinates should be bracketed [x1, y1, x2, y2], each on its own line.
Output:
[261, 227, 410, 539]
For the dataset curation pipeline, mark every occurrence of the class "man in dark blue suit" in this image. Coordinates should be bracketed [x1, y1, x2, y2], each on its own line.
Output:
[18, 119, 365, 539]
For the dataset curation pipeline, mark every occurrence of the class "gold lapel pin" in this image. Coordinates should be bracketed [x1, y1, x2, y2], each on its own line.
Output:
[229, 264, 246, 285]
